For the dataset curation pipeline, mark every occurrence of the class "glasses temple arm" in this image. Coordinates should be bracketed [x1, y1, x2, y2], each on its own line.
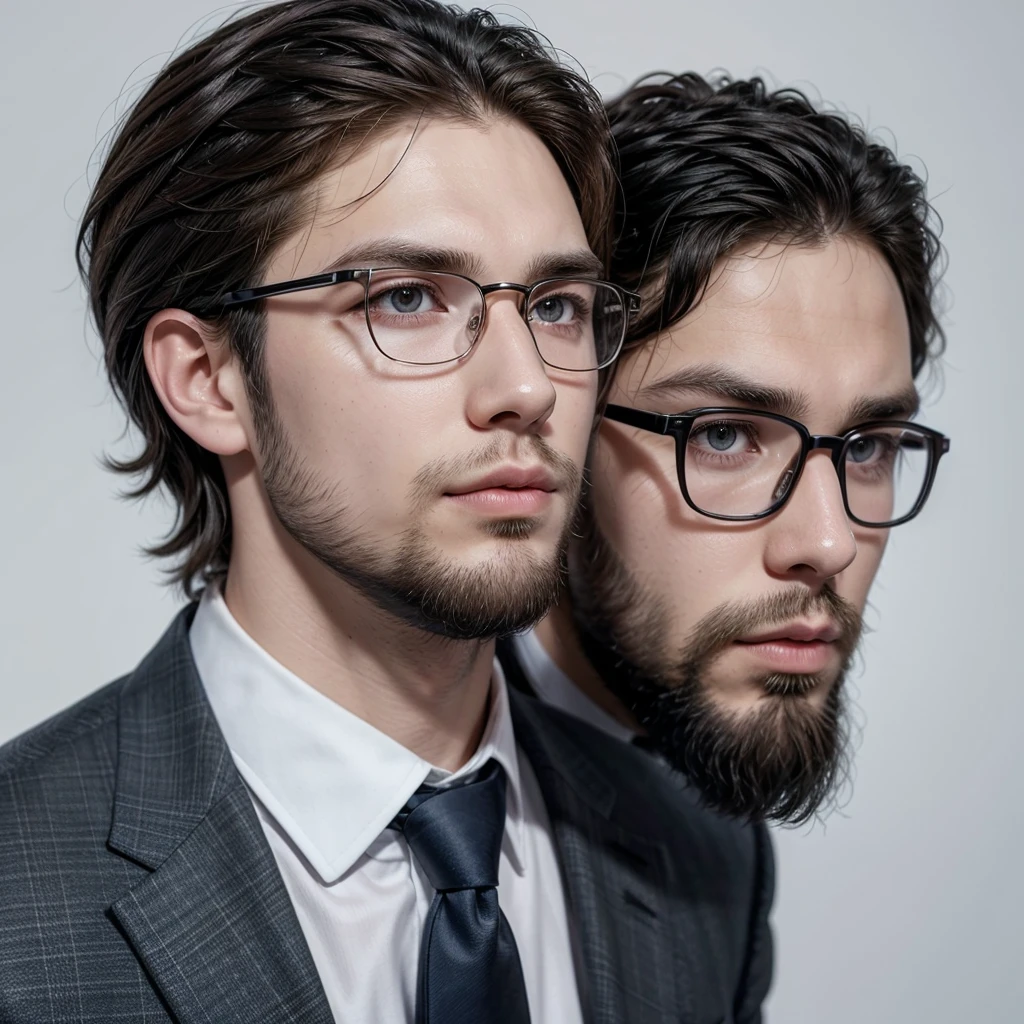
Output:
[603, 405, 674, 434]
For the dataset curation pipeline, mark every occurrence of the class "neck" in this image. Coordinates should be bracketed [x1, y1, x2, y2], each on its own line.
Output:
[223, 525, 493, 774]
[534, 595, 639, 731]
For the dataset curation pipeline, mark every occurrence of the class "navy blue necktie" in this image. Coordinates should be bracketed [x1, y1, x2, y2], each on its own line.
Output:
[391, 759, 532, 1024]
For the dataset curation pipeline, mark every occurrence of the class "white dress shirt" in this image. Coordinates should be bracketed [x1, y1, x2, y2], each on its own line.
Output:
[190, 587, 583, 1024]
[511, 628, 636, 744]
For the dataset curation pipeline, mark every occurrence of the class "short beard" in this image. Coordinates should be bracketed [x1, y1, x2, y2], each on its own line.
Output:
[568, 499, 860, 825]
[253, 394, 581, 641]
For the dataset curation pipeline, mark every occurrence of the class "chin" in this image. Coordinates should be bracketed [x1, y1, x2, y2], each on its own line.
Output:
[479, 515, 547, 542]
[709, 670, 840, 716]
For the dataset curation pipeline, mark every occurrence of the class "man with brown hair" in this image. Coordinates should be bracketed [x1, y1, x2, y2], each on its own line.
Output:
[0, 6, 771, 1024]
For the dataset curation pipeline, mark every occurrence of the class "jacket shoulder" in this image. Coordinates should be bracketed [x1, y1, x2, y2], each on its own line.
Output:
[0, 675, 135, 903]
[0, 675, 169, 1021]
[0, 675, 127, 787]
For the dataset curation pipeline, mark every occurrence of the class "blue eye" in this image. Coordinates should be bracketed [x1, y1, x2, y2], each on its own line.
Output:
[383, 286, 429, 313]
[847, 436, 879, 463]
[706, 424, 739, 451]
[533, 296, 568, 323]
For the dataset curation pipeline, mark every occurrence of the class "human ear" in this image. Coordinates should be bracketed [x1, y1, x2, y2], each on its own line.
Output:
[142, 309, 251, 456]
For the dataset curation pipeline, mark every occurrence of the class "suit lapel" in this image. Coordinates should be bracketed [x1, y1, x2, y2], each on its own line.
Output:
[496, 636, 539, 698]
[510, 690, 685, 1024]
[107, 607, 333, 1024]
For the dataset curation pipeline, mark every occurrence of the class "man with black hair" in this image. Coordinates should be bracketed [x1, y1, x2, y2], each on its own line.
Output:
[503, 72, 949, 826]
[0, 15, 772, 1024]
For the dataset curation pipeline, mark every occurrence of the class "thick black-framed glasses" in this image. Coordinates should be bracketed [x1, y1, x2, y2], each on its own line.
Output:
[216, 268, 640, 372]
[604, 404, 950, 528]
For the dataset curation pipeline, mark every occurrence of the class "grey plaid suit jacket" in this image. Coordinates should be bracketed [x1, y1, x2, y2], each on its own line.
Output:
[0, 607, 773, 1023]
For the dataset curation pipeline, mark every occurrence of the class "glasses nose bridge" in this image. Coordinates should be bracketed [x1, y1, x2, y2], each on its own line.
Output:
[785, 434, 850, 520]
[478, 281, 531, 313]
[471, 281, 533, 338]
[474, 280, 543, 349]
[468, 281, 548, 369]
[807, 434, 847, 471]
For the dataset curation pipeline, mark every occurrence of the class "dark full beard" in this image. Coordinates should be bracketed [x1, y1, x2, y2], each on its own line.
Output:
[568, 498, 861, 825]
[256, 398, 581, 641]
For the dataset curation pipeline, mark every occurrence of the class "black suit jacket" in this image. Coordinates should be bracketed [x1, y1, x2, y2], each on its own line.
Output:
[498, 636, 775, 1022]
[0, 608, 773, 1023]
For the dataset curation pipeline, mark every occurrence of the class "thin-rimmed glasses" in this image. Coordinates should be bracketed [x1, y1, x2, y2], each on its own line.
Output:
[216, 268, 640, 372]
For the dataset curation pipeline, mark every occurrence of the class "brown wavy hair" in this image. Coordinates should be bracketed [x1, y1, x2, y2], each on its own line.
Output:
[79, 0, 615, 596]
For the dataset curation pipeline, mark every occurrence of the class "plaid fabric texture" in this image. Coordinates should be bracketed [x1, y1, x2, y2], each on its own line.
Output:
[0, 608, 771, 1023]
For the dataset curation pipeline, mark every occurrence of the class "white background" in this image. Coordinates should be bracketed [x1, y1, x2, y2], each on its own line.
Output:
[1, 1, 1020, 1020]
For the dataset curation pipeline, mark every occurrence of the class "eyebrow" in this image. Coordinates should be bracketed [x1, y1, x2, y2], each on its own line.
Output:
[637, 364, 810, 420]
[843, 385, 920, 424]
[637, 362, 921, 428]
[318, 239, 603, 283]
[523, 249, 604, 281]
[319, 241, 483, 278]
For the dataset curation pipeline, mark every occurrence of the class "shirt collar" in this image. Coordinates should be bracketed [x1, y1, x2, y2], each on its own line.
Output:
[190, 585, 526, 884]
[512, 627, 637, 744]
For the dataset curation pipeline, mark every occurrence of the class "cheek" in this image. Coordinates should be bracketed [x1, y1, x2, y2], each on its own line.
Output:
[262, 318, 364, 439]
[261, 326, 454, 499]
[841, 528, 890, 608]
[547, 373, 598, 465]
[591, 433, 678, 559]
[591, 438, 759, 645]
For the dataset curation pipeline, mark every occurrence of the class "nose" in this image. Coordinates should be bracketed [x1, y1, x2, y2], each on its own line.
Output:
[462, 293, 557, 433]
[763, 451, 857, 585]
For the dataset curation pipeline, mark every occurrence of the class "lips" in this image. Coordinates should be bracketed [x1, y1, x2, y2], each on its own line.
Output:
[732, 622, 842, 677]
[735, 621, 843, 645]
[733, 618, 843, 675]
[444, 466, 557, 496]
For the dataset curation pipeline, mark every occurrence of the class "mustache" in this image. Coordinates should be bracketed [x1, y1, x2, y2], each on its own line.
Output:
[680, 586, 863, 673]
[409, 435, 582, 508]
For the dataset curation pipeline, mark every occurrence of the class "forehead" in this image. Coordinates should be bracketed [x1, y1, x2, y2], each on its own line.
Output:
[263, 117, 591, 283]
[616, 238, 914, 416]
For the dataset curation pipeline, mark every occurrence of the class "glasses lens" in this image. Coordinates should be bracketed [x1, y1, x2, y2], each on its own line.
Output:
[527, 280, 624, 371]
[843, 426, 933, 525]
[364, 270, 483, 364]
[682, 412, 804, 517]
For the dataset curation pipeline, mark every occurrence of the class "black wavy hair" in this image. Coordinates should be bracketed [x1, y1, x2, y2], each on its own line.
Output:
[607, 73, 946, 376]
